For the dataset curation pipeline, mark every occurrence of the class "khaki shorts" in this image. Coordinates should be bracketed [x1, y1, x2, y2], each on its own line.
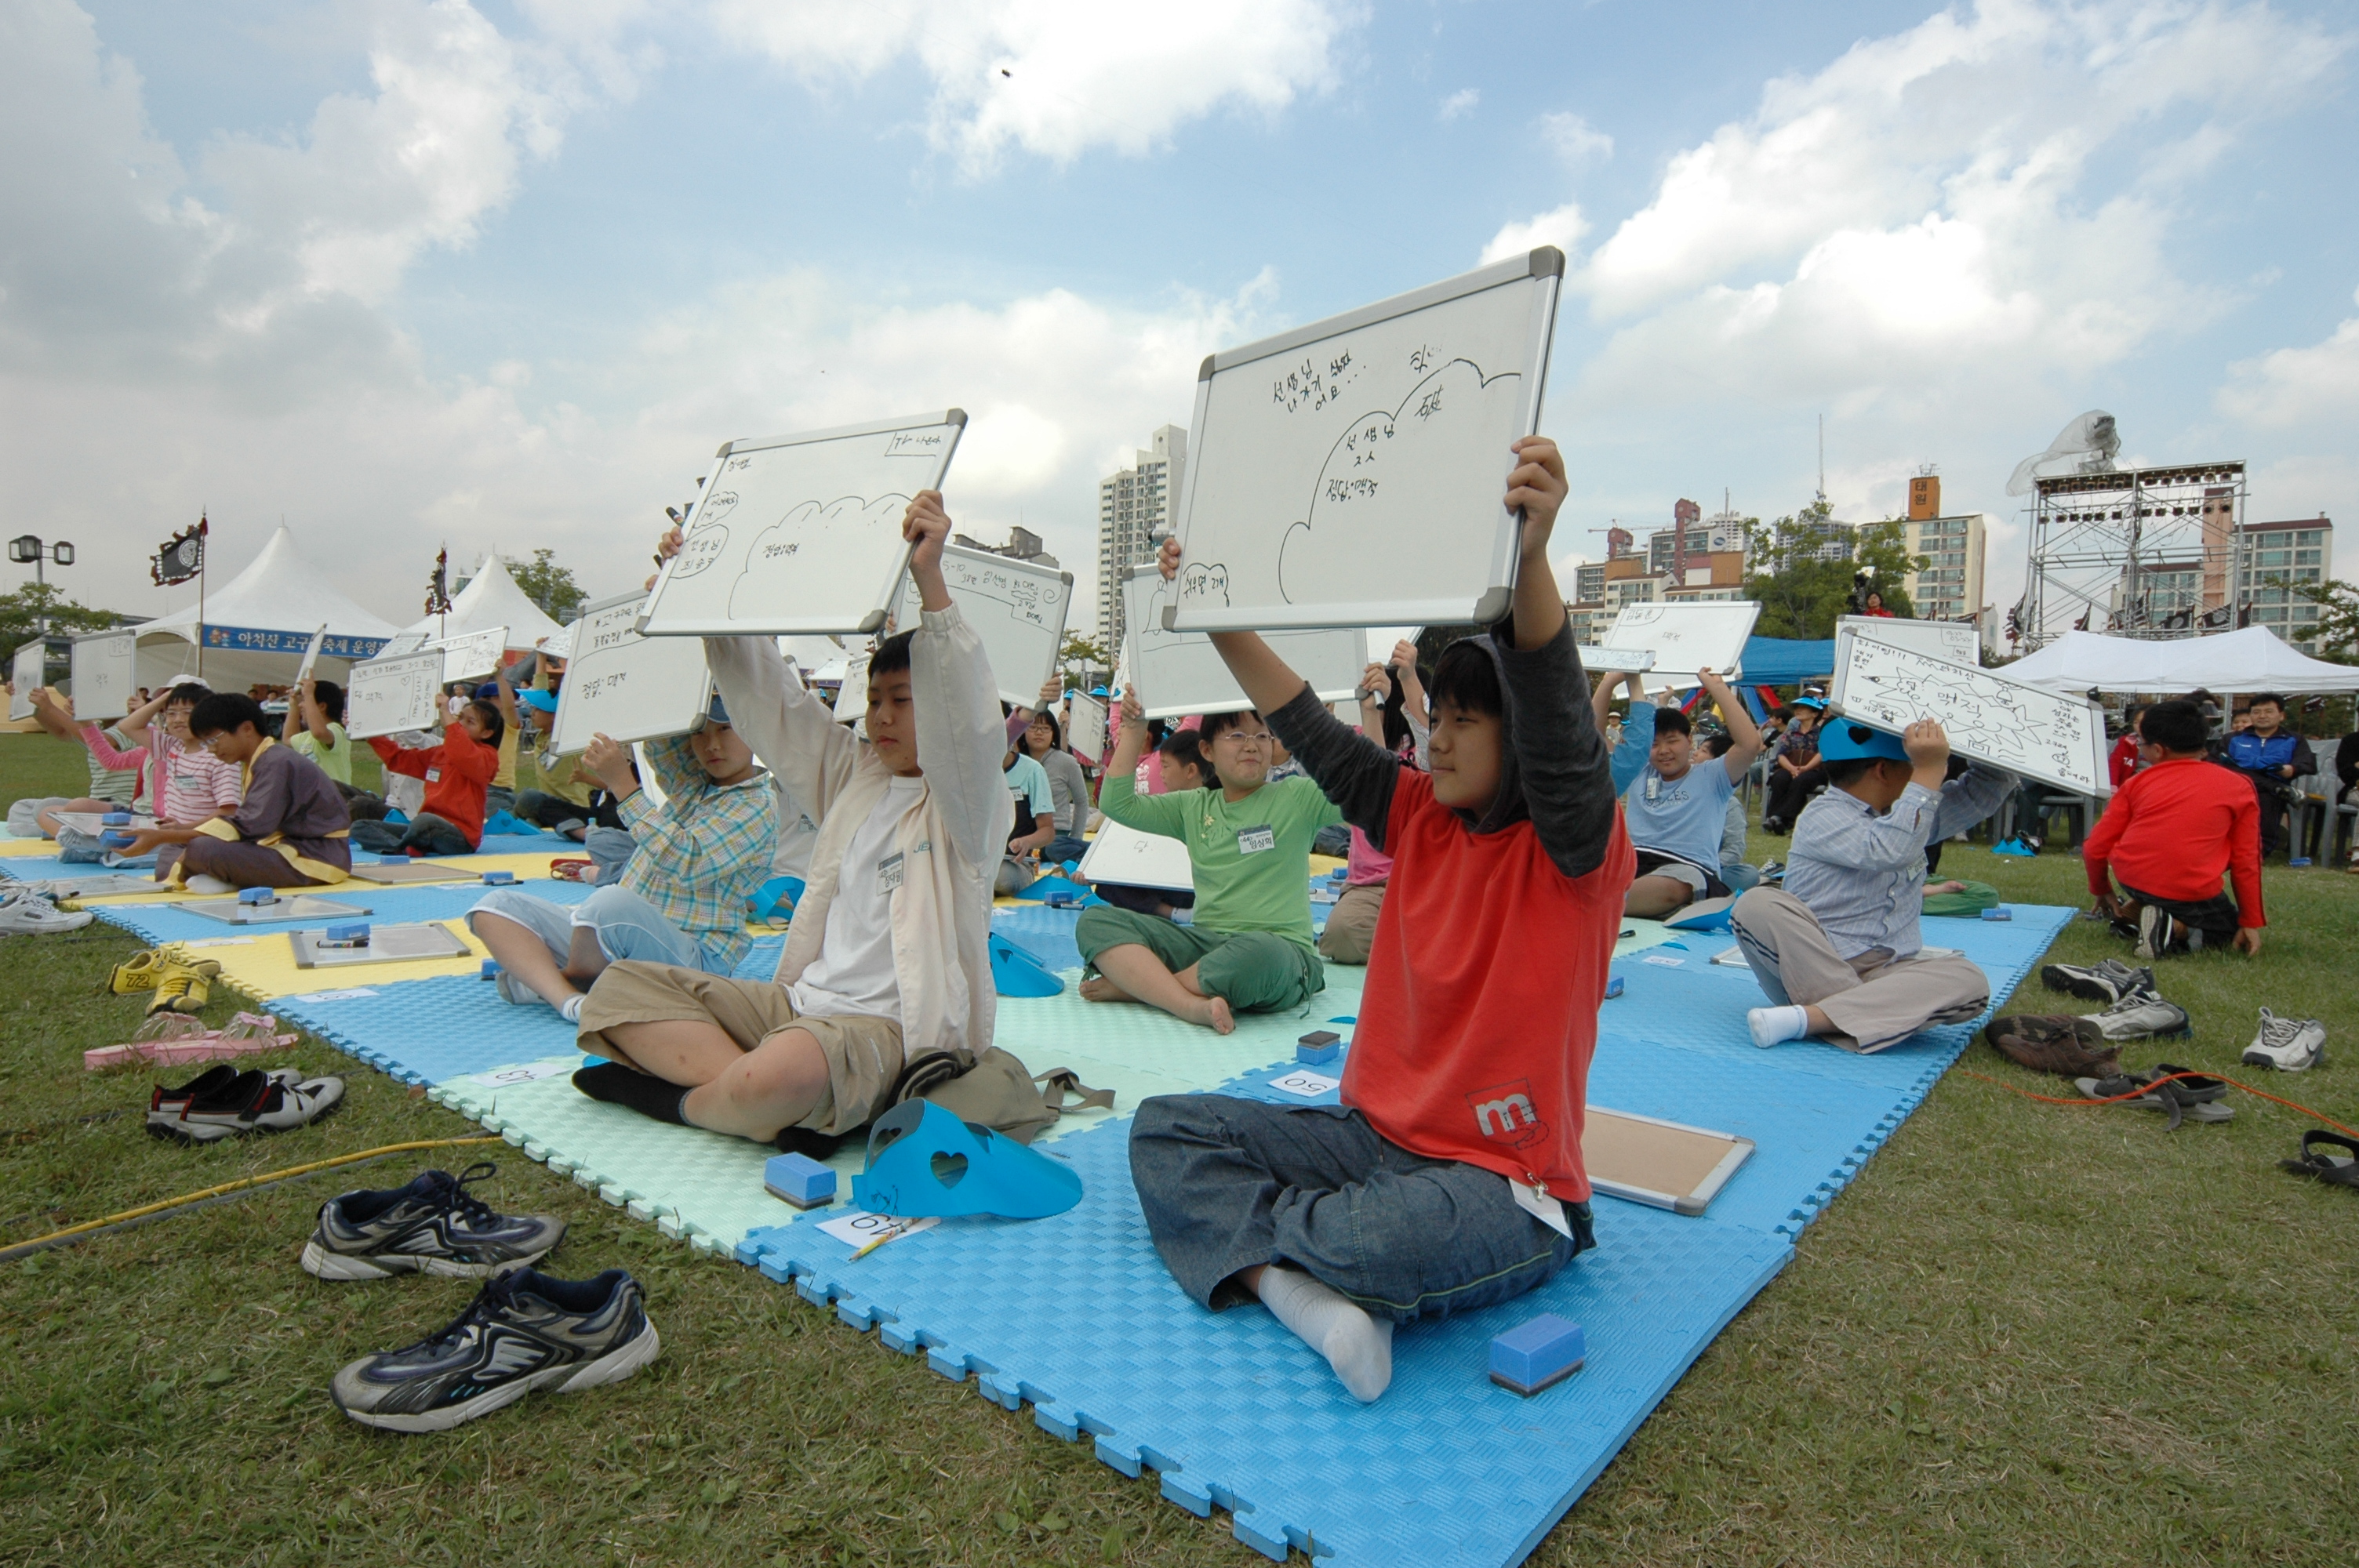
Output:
[577, 961, 904, 1137]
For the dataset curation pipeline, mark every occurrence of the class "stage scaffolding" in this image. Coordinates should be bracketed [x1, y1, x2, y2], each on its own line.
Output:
[2022, 461, 2246, 647]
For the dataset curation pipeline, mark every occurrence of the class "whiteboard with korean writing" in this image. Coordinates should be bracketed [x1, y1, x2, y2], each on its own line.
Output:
[1122, 565, 1365, 721]
[431, 626, 508, 684]
[8, 640, 39, 720]
[346, 651, 447, 740]
[548, 592, 713, 754]
[1606, 601, 1760, 687]
[1167, 249, 1563, 633]
[70, 630, 137, 720]
[1830, 630, 2109, 796]
[892, 543, 1073, 709]
[1835, 615, 1978, 667]
[637, 411, 967, 637]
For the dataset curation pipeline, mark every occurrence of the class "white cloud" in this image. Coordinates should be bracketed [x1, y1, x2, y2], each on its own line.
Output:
[1481, 202, 1587, 266]
[703, 0, 1354, 168]
[2219, 289, 2359, 427]
[1438, 88, 1479, 122]
[1539, 111, 1610, 166]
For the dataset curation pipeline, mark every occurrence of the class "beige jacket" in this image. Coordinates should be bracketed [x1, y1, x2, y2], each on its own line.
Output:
[703, 605, 1011, 1059]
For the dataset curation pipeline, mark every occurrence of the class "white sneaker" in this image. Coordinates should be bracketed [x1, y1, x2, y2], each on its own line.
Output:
[2242, 1008, 2326, 1073]
[0, 892, 94, 934]
[493, 969, 546, 1008]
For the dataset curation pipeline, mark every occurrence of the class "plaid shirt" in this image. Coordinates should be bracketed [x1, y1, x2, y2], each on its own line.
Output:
[618, 735, 780, 970]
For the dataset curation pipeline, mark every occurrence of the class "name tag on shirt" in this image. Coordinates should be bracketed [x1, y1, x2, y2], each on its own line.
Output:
[1237, 825, 1275, 855]
[1509, 1178, 1573, 1238]
[425, 768, 442, 783]
[877, 851, 904, 895]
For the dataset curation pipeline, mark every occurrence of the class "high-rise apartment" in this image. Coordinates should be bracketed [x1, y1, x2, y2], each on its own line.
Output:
[1096, 424, 1187, 652]
[1903, 514, 1989, 621]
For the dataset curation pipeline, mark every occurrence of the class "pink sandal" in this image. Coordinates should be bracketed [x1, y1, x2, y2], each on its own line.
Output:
[85, 1011, 298, 1070]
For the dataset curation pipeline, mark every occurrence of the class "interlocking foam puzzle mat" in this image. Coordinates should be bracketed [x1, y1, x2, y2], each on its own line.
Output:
[90, 877, 592, 947]
[270, 978, 588, 1087]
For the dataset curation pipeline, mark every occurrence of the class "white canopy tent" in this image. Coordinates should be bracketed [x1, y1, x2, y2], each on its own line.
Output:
[132, 525, 402, 691]
[395, 555, 563, 652]
[2005, 627, 2359, 695]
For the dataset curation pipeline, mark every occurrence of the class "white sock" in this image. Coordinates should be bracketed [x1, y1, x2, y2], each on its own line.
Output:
[560, 993, 585, 1024]
[1747, 1004, 1811, 1048]
[1253, 1265, 1394, 1402]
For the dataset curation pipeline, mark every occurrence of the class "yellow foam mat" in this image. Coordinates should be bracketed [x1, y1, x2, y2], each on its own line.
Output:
[71, 851, 573, 906]
[0, 837, 58, 858]
[164, 918, 493, 1001]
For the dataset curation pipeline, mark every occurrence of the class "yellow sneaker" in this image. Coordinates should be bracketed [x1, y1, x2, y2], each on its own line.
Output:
[144, 960, 220, 1018]
[107, 949, 169, 994]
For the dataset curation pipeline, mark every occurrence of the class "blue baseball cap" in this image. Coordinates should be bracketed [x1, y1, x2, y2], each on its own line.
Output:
[517, 688, 558, 713]
[1816, 718, 1910, 764]
[1790, 695, 1826, 712]
[707, 691, 731, 726]
[474, 683, 500, 700]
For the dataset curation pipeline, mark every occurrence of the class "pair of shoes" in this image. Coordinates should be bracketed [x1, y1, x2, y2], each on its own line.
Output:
[307, 1164, 654, 1432]
[2243, 1007, 2327, 1072]
[0, 887, 95, 934]
[1985, 1016, 2121, 1077]
[2075, 1065, 2233, 1129]
[107, 949, 171, 994]
[2040, 959, 2156, 1005]
[145, 1065, 343, 1142]
[86, 1010, 296, 1070]
[2075, 993, 2191, 1042]
[145, 957, 223, 1017]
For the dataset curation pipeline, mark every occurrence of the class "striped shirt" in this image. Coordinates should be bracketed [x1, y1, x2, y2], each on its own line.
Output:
[1784, 765, 2013, 960]
[82, 725, 243, 823]
[617, 736, 779, 970]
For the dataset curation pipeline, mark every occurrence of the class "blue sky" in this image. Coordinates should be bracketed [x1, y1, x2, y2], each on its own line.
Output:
[4, 0, 2355, 643]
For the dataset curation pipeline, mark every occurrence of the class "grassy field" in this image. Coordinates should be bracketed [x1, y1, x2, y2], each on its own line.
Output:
[2, 729, 2355, 1566]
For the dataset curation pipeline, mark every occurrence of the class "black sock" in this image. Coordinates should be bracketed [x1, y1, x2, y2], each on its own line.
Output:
[572, 1063, 690, 1125]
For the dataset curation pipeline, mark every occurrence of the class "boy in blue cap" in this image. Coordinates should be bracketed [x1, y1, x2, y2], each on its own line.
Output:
[1732, 716, 2012, 1052]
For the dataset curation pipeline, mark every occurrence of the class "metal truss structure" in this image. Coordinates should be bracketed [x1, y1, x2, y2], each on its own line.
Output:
[2021, 461, 2246, 647]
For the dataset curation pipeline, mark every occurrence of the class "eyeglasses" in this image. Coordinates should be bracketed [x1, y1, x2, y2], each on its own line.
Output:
[1215, 731, 1274, 746]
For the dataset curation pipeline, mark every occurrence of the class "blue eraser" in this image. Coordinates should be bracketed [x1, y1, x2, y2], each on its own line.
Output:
[1297, 1030, 1342, 1065]
[481, 869, 516, 885]
[102, 811, 132, 826]
[324, 921, 370, 944]
[764, 1152, 836, 1209]
[238, 886, 278, 906]
[481, 959, 500, 981]
[100, 831, 135, 850]
[1044, 888, 1077, 908]
[1490, 1313, 1586, 1396]
[1979, 908, 2012, 921]
[1605, 975, 1625, 999]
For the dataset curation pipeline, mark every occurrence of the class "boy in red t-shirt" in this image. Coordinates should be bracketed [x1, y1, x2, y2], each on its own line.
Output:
[1128, 437, 1633, 1401]
[357, 700, 503, 856]
[2085, 699, 2264, 959]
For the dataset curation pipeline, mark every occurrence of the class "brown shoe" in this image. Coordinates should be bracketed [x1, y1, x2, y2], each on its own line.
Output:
[1985, 1015, 2121, 1078]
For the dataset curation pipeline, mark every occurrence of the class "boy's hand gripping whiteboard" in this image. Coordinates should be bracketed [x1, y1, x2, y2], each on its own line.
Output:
[1167, 249, 1564, 633]
[548, 590, 714, 755]
[1830, 630, 2110, 797]
[1605, 601, 1760, 688]
[69, 630, 138, 721]
[637, 411, 967, 637]
[346, 651, 447, 740]
[430, 626, 509, 684]
[1123, 564, 1365, 721]
[1078, 818, 1195, 893]
[892, 542, 1072, 709]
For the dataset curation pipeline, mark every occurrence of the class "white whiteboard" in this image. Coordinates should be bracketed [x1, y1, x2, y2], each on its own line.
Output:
[1169, 249, 1562, 633]
[9, 639, 44, 720]
[431, 626, 508, 684]
[1574, 645, 1658, 673]
[294, 625, 330, 684]
[347, 651, 447, 740]
[638, 410, 967, 637]
[379, 630, 433, 657]
[1123, 565, 1365, 721]
[1067, 692, 1108, 765]
[548, 591, 713, 754]
[1830, 630, 2109, 797]
[1607, 601, 1760, 687]
[1078, 818, 1195, 893]
[70, 630, 137, 721]
[893, 543, 1072, 709]
[1835, 615, 1977, 667]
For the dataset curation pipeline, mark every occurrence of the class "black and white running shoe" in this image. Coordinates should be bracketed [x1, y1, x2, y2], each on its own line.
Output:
[2039, 958, 2155, 1005]
[303, 1163, 566, 1280]
[330, 1269, 659, 1432]
[152, 1068, 343, 1143]
[147, 1065, 304, 1134]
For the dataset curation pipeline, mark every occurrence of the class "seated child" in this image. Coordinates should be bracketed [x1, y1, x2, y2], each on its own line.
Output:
[568, 491, 1012, 1149]
[1599, 668, 1760, 916]
[470, 697, 778, 1021]
[357, 700, 502, 856]
[285, 676, 355, 788]
[133, 694, 352, 889]
[1018, 704, 1092, 867]
[997, 730, 1057, 895]
[16, 688, 139, 817]
[507, 687, 624, 838]
[1086, 728, 1207, 920]
[1319, 646, 1430, 965]
[40, 682, 242, 846]
[1733, 718, 2013, 1052]
[2084, 699, 2264, 959]
[1129, 436, 1628, 1400]
[1074, 693, 1343, 1033]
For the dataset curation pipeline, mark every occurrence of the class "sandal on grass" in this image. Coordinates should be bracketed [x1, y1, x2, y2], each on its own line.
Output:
[2280, 1131, 2359, 1189]
[2074, 1067, 2234, 1131]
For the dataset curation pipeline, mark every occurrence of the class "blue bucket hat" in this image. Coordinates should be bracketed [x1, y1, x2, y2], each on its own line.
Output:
[1790, 695, 1826, 712]
[517, 688, 558, 713]
[1816, 717, 1910, 764]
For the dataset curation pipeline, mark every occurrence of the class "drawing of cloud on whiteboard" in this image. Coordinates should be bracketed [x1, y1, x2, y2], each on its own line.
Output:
[728, 495, 908, 619]
[1250, 358, 1521, 605]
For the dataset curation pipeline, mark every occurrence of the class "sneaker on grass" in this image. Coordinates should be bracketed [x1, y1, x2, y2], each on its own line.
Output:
[304, 1163, 565, 1280]
[331, 1269, 658, 1432]
[2243, 1008, 2327, 1073]
[147, 1065, 304, 1134]
[0, 892, 93, 935]
[2074, 993, 2192, 1043]
[2039, 959, 2155, 1005]
[150, 1068, 343, 1143]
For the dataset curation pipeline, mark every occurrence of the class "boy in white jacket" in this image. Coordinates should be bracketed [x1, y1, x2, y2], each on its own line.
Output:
[572, 492, 1012, 1145]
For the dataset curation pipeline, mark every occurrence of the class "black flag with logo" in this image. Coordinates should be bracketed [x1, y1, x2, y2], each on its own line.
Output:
[152, 516, 207, 586]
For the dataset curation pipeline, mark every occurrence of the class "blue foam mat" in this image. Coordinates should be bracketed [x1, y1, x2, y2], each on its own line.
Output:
[0, 855, 78, 882]
[89, 878, 594, 946]
[740, 1115, 1791, 1567]
[271, 973, 587, 1086]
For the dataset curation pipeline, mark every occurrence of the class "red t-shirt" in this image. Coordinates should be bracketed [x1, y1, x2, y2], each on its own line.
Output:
[1338, 768, 1636, 1202]
[2106, 735, 2140, 789]
[369, 723, 499, 848]
[2083, 757, 2263, 926]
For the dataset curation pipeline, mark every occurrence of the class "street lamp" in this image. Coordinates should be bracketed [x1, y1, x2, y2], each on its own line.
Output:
[9, 534, 76, 633]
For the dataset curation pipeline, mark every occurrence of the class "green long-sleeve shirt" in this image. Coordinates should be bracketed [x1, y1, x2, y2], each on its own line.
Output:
[1098, 771, 1341, 956]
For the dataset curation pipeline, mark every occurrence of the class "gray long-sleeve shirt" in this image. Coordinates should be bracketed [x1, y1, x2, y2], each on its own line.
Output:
[1783, 764, 2013, 959]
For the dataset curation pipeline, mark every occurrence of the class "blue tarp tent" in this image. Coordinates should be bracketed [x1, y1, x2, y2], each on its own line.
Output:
[1739, 637, 1837, 685]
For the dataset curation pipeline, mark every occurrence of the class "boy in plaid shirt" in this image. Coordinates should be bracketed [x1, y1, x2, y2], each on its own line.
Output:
[467, 695, 778, 1024]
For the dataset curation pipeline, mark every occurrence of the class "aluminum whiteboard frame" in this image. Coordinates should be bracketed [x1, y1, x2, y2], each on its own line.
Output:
[345, 649, 448, 740]
[1167, 248, 1563, 633]
[68, 628, 139, 720]
[637, 409, 968, 638]
[1583, 1106, 1756, 1218]
[547, 589, 713, 756]
[1828, 628, 2113, 797]
[1834, 615, 1979, 666]
[428, 626, 509, 684]
[9, 638, 42, 720]
[1122, 563, 1366, 720]
[892, 541, 1074, 709]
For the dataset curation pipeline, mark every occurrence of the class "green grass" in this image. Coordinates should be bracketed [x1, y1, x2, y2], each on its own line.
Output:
[2, 730, 2356, 1566]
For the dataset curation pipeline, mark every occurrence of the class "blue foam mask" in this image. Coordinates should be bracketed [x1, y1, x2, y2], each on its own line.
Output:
[850, 1098, 1083, 1220]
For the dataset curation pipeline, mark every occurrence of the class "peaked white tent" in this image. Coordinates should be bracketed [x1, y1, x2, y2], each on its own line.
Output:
[133, 525, 403, 691]
[395, 555, 564, 652]
[2005, 627, 2359, 695]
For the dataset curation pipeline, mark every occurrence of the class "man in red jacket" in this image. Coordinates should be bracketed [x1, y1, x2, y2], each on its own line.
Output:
[356, 700, 503, 856]
[1127, 437, 1632, 1402]
[2085, 699, 2264, 959]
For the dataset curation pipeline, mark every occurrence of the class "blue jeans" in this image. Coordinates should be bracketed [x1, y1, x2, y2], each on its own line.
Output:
[1129, 1094, 1591, 1323]
[1042, 833, 1088, 867]
[468, 884, 722, 973]
[351, 812, 474, 857]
